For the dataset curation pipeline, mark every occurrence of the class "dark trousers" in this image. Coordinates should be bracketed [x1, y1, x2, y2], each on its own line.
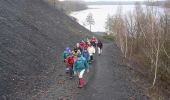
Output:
[91, 42, 96, 47]
[69, 66, 74, 77]
[90, 55, 93, 61]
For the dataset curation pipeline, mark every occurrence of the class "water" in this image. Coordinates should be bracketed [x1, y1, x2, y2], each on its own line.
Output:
[70, 5, 137, 32]
[70, 5, 165, 32]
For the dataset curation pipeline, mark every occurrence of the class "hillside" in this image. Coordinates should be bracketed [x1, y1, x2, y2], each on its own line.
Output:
[0, 0, 92, 99]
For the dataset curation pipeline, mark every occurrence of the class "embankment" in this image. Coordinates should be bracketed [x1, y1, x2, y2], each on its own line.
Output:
[0, 0, 92, 99]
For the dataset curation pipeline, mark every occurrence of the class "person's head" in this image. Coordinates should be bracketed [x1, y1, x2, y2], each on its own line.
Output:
[74, 47, 78, 53]
[65, 47, 70, 52]
[76, 43, 80, 47]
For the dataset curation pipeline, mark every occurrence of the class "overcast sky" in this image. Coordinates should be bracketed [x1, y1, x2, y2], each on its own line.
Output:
[61, 0, 165, 2]
[84, 0, 146, 1]
[83, 0, 164, 1]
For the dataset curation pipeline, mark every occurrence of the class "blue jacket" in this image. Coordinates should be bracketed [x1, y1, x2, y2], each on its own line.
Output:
[73, 56, 89, 72]
[82, 50, 90, 61]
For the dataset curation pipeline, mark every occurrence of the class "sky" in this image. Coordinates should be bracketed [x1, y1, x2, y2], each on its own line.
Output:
[84, 0, 165, 1]
[59, 0, 165, 2]
[84, 0, 147, 1]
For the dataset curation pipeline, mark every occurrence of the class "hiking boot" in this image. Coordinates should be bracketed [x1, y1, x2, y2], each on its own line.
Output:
[78, 78, 84, 88]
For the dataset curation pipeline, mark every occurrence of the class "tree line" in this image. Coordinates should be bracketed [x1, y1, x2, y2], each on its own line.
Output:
[106, 3, 170, 88]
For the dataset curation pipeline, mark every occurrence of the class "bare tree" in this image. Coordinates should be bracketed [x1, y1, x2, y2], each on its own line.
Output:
[124, 12, 135, 58]
[105, 15, 114, 35]
[107, 1, 170, 88]
[86, 13, 95, 31]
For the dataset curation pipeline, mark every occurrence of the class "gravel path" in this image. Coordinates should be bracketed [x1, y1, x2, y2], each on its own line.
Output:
[75, 43, 149, 100]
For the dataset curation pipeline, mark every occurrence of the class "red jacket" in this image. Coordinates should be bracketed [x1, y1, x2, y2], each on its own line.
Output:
[84, 44, 89, 49]
[79, 42, 85, 49]
[90, 37, 97, 43]
[65, 56, 74, 67]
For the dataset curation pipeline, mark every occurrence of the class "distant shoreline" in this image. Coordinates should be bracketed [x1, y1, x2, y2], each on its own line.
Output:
[86, 1, 145, 5]
[86, 1, 166, 6]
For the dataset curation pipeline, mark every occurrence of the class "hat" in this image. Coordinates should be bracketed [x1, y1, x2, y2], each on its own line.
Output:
[65, 47, 70, 52]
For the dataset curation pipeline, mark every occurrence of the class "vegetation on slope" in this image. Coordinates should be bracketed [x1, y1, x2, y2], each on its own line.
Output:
[105, 3, 170, 99]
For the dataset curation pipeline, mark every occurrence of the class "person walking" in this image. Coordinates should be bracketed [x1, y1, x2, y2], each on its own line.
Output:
[82, 48, 90, 63]
[65, 54, 75, 79]
[87, 44, 96, 63]
[72, 46, 79, 56]
[97, 40, 103, 55]
[63, 47, 71, 73]
[79, 40, 85, 53]
[90, 36, 97, 47]
[73, 53, 89, 88]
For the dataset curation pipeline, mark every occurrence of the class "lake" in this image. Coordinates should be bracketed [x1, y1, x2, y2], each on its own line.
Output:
[70, 5, 164, 32]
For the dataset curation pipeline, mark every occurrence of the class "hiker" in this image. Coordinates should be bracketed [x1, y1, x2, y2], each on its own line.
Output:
[63, 47, 71, 73]
[76, 43, 82, 53]
[72, 47, 78, 63]
[73, 46, 81, 56]
[84, 41, 89, 49]
[87, 44, 96, 63]
[90, 36, 97, 47]
[73, 47, 78, 56]
[65, 54, 75, 79]
[63, 47, 71, 62]
[79, 40, 85, 53]
[82, 48, 90, 63]
[97, 40, 103, 55]
[86, 38, 91, 45]
[73, 53, 89, 88]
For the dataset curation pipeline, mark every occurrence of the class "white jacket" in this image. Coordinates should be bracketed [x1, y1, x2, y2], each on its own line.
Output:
[88, 46, 96, 56]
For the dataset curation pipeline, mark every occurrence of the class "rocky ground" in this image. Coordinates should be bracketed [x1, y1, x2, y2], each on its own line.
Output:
[0, 0, 94, 99]
[32, 43, 150, 100]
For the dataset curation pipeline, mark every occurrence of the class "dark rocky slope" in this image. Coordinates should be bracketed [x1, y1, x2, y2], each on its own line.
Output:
[0, 0, 92, 99]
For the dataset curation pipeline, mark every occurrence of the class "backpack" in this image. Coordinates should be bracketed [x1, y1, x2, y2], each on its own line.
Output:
[64, 52, 69, 59]
[67, 56, 74, 65]
[83, 50, 89, 61]
[76, 58, 85, 69]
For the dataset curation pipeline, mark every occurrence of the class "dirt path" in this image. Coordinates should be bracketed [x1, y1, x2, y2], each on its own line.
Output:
[75, 43, 149, 100]
[34, 43, 149, 100]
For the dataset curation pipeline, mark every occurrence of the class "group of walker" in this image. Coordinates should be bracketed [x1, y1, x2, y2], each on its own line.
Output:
[63, 36, 103, 88]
